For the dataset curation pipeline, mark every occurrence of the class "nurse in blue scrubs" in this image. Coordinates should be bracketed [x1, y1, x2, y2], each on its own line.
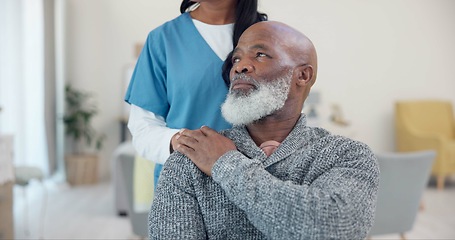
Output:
[125, 0, 267, 187]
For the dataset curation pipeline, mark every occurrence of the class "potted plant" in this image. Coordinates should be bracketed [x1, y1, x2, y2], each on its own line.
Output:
[63, 84, 105, 185]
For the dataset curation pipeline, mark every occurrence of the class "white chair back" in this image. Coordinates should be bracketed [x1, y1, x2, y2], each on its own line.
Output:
[369, 150, 435, 237]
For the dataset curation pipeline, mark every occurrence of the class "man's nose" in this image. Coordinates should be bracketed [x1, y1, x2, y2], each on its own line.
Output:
[234, 61, 253, 74]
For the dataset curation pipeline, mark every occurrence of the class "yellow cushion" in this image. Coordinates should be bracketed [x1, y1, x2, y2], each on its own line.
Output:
[399, 101, 454, 138]
[395, 100, 455, 181]
[133, 155, 155, 212]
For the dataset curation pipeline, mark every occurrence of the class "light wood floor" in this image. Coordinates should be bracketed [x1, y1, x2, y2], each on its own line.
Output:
[13, 179, 455, 239]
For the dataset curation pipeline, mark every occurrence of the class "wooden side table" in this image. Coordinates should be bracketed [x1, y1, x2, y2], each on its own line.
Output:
[0, 135, 14, 239]
[0, 182, 14, 240]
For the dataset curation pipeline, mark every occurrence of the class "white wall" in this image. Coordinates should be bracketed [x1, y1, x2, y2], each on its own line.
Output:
[65, 0, 455, 180]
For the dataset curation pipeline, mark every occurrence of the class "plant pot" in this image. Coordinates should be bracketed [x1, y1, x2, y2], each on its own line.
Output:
[65, 154, 98, 185]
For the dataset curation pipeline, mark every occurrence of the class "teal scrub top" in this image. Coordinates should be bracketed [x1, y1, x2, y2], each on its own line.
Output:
[125, 12, 231, 131]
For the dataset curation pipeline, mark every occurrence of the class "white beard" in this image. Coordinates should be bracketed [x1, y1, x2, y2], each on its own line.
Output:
[221, 70, 292, 126]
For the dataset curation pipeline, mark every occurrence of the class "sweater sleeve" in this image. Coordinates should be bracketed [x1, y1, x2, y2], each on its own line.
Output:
[149, 153, 207, 239]
[211, 138, 379, 240]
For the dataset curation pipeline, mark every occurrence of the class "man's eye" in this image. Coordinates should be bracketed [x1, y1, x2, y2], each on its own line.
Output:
[256, 52, 267, 58]
[232, 57, 240, 64]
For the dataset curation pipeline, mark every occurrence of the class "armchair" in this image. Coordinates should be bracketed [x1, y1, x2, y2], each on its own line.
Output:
[368, 150, 435, 239]
[119, 153, 149, 239]
[395, 100, 455, 189]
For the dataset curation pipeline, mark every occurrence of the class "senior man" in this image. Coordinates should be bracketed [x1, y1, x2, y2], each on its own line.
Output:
[150, 21, 379, 240]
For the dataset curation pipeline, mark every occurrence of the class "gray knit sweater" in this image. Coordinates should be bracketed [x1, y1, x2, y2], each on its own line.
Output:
[149, 115, 379, 240]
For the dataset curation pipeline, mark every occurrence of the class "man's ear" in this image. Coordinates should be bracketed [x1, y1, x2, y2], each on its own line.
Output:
[295, 64, 314, 87]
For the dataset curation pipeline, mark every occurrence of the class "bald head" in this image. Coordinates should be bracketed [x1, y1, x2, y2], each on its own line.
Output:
[238, 21, 318, 80]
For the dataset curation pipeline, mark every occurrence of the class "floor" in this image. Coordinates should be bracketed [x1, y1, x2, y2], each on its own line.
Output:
[14, 180, 134, 240]
[13, 179, 455, 240]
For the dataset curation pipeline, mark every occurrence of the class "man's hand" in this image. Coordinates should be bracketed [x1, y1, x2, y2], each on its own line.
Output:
[175, 126, 237, 176]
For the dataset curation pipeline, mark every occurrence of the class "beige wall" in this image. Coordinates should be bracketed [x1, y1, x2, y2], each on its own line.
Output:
[65, 0, 455, 179]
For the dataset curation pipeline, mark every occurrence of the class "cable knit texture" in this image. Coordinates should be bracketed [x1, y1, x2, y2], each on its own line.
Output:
[149, 114, 379, 240]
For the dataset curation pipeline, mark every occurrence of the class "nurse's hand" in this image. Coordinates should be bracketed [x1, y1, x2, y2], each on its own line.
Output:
[170, 131, 181, 153]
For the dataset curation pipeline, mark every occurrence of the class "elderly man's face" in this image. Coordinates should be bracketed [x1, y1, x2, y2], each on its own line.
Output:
[221, 25, 294, 125]
[228, 25, 293, 95]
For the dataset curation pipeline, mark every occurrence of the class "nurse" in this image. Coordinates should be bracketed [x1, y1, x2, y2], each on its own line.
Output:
[125, 0, 267, 187]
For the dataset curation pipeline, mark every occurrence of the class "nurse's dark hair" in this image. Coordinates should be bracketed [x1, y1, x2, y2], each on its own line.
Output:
[180, 0, 268, 86]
